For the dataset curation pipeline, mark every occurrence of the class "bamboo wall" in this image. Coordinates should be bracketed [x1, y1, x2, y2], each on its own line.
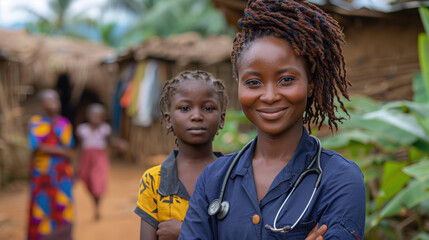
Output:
[338, 14, 423, 101]
[0, 59, 29, 185]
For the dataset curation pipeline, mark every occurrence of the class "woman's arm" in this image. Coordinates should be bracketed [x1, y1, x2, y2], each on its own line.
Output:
[319, 160, 366, 239]
[140, 219, 157, 240]
[38, 144, 73, 159]
[179, 168, 213, 240]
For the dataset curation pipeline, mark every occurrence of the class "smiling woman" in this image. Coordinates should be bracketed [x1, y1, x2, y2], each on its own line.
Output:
[179, 1, 366, 239]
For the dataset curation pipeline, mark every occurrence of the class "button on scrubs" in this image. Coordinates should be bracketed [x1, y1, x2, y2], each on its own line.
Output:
[179, 129, 366, 240]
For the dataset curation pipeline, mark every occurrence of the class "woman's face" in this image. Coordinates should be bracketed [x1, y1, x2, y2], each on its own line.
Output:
[236, 36, 313, 137]
[41, 93, 60, 116]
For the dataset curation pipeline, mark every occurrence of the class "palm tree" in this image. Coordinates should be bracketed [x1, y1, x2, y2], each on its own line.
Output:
[121, 0, 235, 47]
[20, 0, 78, 34]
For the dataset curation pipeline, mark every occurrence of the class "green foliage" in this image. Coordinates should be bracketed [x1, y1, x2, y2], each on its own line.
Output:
[321, 93, 429, 238]
[213, 110, 256, 154]
[21, 0, 235, 48]
[122, 0, 235, 47]
[418, 7, 429, 101]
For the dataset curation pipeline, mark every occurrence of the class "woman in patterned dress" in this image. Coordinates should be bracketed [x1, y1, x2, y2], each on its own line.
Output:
[27, 89, 75, 240]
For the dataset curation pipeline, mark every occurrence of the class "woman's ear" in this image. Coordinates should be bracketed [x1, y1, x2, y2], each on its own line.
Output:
[164, 112, 172, 130]
[219, 112, 226, 129]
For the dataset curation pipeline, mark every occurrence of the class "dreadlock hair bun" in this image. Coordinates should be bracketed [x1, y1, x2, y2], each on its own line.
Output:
[231, 0, 351, 131]
[158, 70, 229, 134]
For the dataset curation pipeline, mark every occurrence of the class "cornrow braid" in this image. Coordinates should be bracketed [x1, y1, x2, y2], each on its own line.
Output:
[231, 0, 351, 131]
[159, 70, 229, 134]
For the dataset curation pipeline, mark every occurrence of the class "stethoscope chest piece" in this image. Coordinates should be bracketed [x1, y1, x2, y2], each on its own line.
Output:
[208, 199, 230, 220]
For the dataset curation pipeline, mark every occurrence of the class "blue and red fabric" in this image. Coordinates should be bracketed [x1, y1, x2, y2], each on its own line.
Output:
[27, 115, 74, 240]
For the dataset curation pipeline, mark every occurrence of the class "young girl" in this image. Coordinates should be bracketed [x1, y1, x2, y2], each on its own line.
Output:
[133, 70, 226, 240]
[28, 89, 74, 240]
[179, 1, 366, 240]
[134, 70, 326, 240]
[76, 103, 126, 220]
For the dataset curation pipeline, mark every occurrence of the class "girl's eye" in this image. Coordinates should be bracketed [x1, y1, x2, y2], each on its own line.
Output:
[179, 106, 191, 111]
[243, 79, 262, 87]
[203, 106, 215, 112]
[278, 76, 295, 86]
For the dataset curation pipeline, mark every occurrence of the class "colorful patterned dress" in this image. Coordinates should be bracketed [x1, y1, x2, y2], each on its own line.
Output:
[27, 114, 74, 240]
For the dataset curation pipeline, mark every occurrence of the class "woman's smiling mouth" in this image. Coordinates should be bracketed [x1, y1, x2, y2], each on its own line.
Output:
[256, 107, 288, 120]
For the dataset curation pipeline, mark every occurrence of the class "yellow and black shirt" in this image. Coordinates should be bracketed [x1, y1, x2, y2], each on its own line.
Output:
[134, 150, 222, 229]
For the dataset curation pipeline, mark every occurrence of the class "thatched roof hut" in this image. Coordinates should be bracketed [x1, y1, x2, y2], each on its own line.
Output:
[104, 32, 236, 164]
[0, 29, 117, 125]
[211, 0, 426, 101]
[0, 29, 118, 182]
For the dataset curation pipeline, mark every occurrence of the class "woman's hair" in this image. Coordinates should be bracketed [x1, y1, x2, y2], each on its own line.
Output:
[231, 0, 351, 131]
[159, 70, 229, 133]
[37, 89, 59, 102]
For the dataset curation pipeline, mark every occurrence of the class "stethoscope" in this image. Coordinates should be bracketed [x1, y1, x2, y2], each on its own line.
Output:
[207, 135, 323, 233]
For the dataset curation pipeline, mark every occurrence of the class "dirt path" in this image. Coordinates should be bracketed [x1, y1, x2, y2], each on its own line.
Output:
[0, 160, 161, 240]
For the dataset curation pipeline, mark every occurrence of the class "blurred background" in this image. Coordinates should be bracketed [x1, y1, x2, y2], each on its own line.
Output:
[0, 0, 429, 239]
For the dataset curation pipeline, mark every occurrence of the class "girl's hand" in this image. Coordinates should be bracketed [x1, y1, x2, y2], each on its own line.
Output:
[156, 219, 182, 240]
[305, 223, 327, 240]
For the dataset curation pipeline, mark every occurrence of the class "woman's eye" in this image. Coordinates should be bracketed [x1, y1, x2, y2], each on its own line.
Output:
[244, 79, 262, 87]
[179, 106, 191, 111]
[278, 76, 295, 85]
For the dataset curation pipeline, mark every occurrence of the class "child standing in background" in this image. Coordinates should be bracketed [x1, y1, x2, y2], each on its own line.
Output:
[76, 103, 127, 220]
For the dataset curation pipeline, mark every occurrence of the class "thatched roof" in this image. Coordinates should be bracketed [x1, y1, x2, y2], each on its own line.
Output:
[112, 32, 233, 66]
[0, 29, 115, 92]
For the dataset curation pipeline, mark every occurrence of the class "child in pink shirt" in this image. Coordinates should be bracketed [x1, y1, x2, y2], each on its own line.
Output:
[76, 103, 127, 220]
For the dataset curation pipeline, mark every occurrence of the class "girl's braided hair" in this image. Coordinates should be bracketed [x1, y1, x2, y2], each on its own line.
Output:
[159, 70, 229, 134]
[231, 0, 351, 131]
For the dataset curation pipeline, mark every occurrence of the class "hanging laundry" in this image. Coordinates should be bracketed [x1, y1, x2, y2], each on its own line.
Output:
[127, 62, 147, 117]
[133, 60, 161, 127]
[112, 63, 136, 134]
[119, 62, 145, 110]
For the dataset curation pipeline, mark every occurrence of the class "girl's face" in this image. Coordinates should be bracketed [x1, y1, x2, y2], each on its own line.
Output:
[237, 36, 314, 137]
[165, 80, 225, 146]
[88, 111, 104, 125]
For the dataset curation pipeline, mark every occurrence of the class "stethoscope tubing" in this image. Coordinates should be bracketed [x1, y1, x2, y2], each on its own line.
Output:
[269, 135, 323, 232]
[209, 135, 323, 234]
[217, 140, 253, 203]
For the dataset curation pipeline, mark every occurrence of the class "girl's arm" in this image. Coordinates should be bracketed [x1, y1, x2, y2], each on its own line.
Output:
[140, 219, 157, 240]
[156, 219, 181, 240]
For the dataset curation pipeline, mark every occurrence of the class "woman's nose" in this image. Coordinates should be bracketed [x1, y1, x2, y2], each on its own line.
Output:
[260, 83, 280, 104]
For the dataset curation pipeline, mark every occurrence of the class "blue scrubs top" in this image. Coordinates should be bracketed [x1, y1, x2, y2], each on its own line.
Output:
[179, 129, 366, 240]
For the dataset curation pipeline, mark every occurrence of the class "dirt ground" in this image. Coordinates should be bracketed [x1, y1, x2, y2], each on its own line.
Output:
[0, 157, 165, 240]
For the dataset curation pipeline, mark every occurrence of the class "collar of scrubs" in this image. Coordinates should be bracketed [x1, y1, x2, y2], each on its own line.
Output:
[230, 127, 319, 203]
[158, 150, 223, 200]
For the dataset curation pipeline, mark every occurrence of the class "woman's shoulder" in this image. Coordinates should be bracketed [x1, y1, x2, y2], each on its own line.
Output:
[29, 114, 43, 123]
[201, 152, 240, 179]
[321, 148, 364, 179]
